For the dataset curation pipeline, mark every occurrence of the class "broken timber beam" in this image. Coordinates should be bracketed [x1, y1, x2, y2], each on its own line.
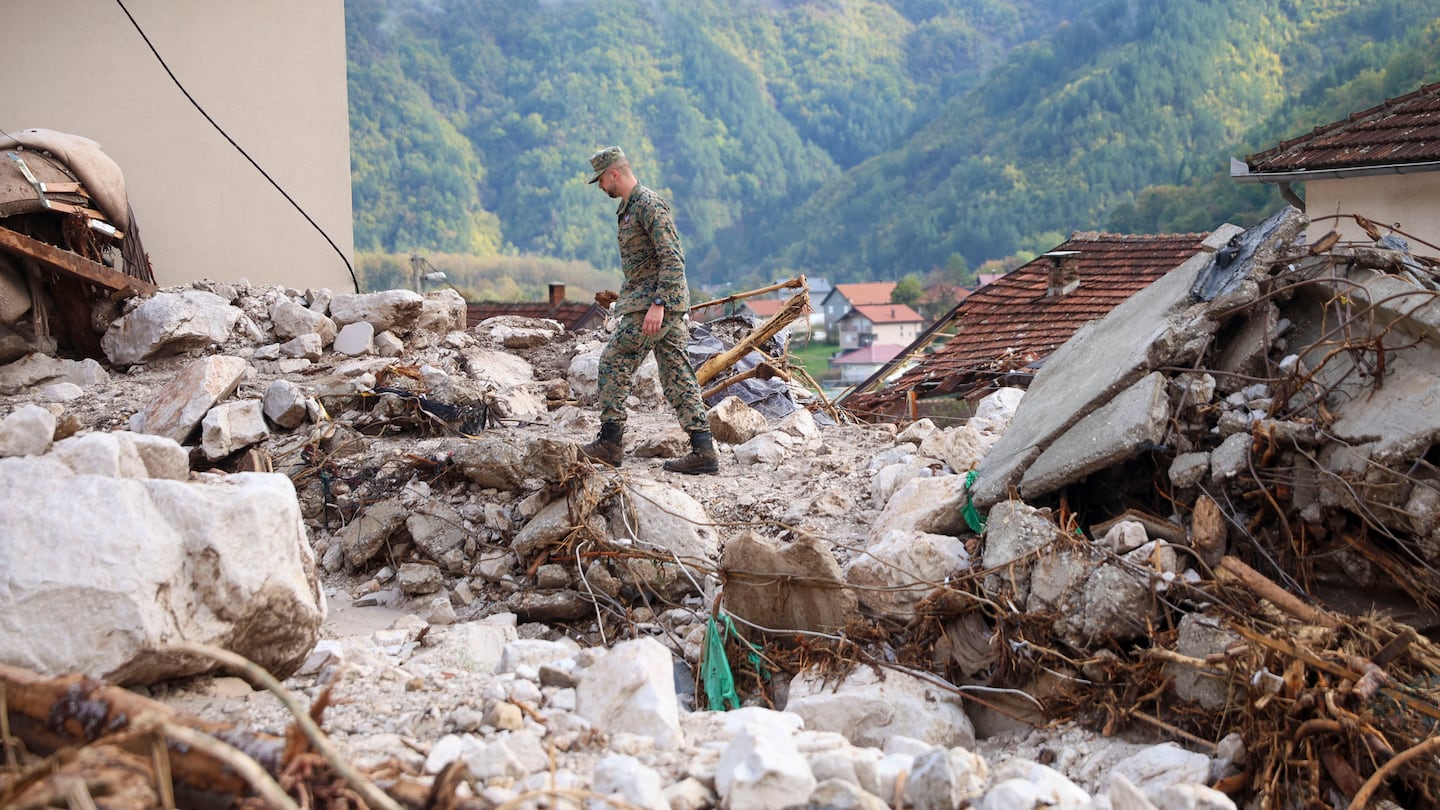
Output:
[0, 224, 155, 298]
[695, 288, 809, 387]
[690, 275, 807, 313]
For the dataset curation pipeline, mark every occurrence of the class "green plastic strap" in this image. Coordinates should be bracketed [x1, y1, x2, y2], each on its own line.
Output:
[962, 470, 987, 534]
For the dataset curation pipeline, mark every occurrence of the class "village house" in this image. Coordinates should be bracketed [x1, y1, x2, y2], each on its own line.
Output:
[819, 281, 896, 339]
[833, 303, 924, 352]
[1232, 80, 1440, 251]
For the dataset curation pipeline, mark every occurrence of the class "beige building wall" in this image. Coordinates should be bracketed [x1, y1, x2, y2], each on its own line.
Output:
[2, 1, 355, 291]
[1304, 174, 1440, 252]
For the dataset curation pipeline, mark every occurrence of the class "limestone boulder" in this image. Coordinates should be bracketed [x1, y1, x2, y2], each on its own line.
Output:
[0, 353, 109, 395]
[0, 446, 324, 685]
[785, 665, 975, 751]
[328, 290, 424, 333]
[102, 289, 242, 366]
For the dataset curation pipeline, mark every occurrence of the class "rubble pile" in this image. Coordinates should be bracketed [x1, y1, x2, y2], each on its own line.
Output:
[3, 206, 1440, 809]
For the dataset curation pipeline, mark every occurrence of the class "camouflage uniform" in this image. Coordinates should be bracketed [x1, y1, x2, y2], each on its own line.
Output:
[597, 183, 707, 433]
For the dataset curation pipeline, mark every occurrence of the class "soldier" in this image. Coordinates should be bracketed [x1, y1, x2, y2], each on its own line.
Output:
[579, 146, 718, 475]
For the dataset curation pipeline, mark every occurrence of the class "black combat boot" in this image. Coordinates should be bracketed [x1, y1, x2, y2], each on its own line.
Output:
[664, 430, 719, 475]
[580, 422, 624, 467]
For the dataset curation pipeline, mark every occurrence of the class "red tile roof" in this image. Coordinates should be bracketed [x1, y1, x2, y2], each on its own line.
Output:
[466, 301, 604, 331]
[831, 281, 896, 306]
[1244, 81, 1440, 173]
[841, 231, 1210, 417]
[845, 303, 924, 324]
[741, 298, 789, 318]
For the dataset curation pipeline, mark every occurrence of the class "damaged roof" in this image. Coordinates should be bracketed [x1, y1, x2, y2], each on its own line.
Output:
[1242, 80, 1440, 175]
[841, 231, 1211, 416]
[465, 300, 604, 332]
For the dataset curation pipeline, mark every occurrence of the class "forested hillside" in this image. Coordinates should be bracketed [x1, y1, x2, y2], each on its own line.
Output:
[346, 0, 1440, 294]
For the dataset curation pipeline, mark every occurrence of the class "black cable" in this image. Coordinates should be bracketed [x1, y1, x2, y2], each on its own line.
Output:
[113, 0, 360, 293]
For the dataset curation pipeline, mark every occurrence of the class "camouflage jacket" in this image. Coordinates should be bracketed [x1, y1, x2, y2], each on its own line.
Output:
[614, 184, 689, 317]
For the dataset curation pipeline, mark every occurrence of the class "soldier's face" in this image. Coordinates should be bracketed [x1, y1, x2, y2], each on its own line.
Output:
[596, 168, 620, 198]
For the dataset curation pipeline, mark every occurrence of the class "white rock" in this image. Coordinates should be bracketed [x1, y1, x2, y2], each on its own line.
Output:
[786, 665, 975, 751]
[906, 747, 987, 810]
[102, 289, 241, 365]
[262, 378, 309, 429]
[708, 395, 768, 445]
[716, 711, 817, 809]
[0, 403, 56, 457]
[271, 297, 338, 344]
[1112, 743, 1212, 799]
[374, 330, 405, 357]
[39, 382, 84, 401]
[0, 353, 109, 395]
[132, 355, 251, 443]
[329, 289, 424, 333]
[201, 400, 269, 460]
[576, 637, 683, 750]
[279, 333, 324, 360]
[333, 320, 376, 356]
[591, 754, 670, 810]
[733, 431, 794, 465]
[845, 529, 971, 619]
[498, 637, 582, 680]
[0, 456, 324, 685]
[872, 474, 970, 540]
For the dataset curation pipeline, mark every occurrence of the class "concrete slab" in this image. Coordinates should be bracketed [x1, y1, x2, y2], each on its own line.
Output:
[1019, 371, 1170, 498]
[972, 225, 1243, 509]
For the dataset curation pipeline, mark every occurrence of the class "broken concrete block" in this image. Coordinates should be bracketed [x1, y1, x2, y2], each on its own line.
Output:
[906, 746, 988, 810]
[201, 399, 269, 460]
[1167, 614, 1239, 712]
[1020, 371, 1171, 498]
[271, 297, 338, 344]
[1208, 432, 1252, 482]
[1169, 452, 1211, 489]
[132, 354, 251, 443]
[102, 289, 242, 365]
[972, 224, 1245, 510]
[334, 320, 375, 356]
[722, 530, 858, 635]
[0, 402, 55, 457]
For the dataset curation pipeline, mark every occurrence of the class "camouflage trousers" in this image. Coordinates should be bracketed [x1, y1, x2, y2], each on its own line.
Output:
[597, 311, 707, 433]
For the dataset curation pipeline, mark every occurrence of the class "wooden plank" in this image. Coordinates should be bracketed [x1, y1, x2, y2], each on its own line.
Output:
[0, 224, 155, 296]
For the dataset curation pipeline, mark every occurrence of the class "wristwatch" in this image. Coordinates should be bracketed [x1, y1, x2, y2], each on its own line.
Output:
[652, 297, 664, 308]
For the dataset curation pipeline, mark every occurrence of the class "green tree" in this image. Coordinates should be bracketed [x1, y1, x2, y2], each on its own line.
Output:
[891, 274, 924, 306]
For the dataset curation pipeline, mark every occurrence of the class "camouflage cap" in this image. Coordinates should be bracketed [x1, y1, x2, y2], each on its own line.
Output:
[586, 146, 626, 183]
